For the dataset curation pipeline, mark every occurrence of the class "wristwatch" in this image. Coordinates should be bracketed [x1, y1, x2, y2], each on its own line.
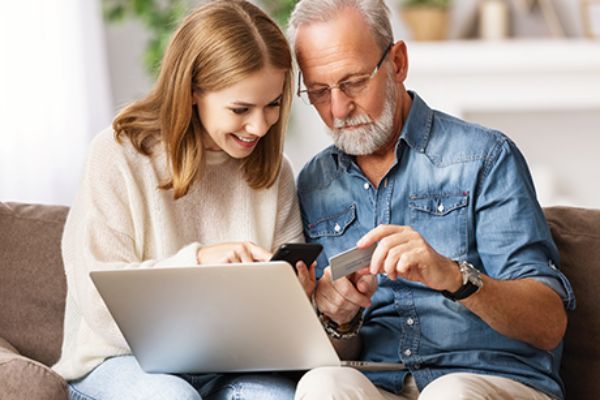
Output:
[317, 307, 364, 340]
[440, 260, 483, 301]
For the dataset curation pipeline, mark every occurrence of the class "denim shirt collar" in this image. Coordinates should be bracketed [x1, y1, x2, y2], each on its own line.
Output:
[330, 91, 434, 171]
[401, 91, 434, 154]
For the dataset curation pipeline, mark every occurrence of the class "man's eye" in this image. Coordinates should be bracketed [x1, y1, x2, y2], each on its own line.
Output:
[230, 107, 249, 115]
[308, 87, 329, 98]
[341, 77, 369, 90]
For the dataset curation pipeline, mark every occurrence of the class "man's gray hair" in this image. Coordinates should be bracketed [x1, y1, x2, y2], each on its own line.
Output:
[287, 0, 393, 52]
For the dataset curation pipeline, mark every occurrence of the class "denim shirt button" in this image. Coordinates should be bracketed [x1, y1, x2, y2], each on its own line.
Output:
[437, 203, 445, 213]
[334, 223, 341, 233]
[403, 349, 412, 357]
[363, 182, 370, 190]
[406, 317, 415, 326]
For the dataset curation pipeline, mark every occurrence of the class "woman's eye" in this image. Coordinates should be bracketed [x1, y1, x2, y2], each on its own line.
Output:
[230, 107, 249, 115]
[268, 100, 281, 108]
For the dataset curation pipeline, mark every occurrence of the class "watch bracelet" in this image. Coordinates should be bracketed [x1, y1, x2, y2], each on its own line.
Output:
[317, 307, 365, 339]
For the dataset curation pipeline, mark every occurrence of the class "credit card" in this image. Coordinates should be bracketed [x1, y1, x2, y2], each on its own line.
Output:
[330, 243, 376, 280]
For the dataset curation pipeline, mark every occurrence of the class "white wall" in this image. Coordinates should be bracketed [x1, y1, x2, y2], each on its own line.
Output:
[104, 19, 153, 112]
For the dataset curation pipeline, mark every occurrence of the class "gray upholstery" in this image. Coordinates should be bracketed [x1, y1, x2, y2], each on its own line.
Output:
[0, 201, 598, 399]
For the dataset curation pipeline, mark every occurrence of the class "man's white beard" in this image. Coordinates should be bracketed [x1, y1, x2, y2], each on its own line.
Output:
[327, 80, 397, 156]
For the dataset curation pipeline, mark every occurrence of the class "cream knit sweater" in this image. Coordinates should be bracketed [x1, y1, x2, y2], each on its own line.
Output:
[52, 128, 304, 380]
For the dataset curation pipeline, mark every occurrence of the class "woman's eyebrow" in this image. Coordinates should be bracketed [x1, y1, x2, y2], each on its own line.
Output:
[230, 93, 283, 107]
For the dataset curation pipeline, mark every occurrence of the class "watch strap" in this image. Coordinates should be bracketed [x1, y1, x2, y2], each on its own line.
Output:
[441, 281, 480, 301]
[440, 261, 482, 301]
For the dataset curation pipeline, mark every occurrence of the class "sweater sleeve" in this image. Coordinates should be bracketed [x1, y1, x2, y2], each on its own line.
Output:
[62, 130, 200, 348]
[271, 156, 305, 250]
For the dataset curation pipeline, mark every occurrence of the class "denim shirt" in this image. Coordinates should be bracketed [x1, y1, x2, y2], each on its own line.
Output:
[297, 92, 575, 399]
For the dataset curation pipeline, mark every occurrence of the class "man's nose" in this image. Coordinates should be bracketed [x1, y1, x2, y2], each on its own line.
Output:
[329, 88, 354, 120]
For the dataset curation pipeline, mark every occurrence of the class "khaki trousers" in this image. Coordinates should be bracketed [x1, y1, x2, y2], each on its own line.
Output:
[294, 367, 554, 400]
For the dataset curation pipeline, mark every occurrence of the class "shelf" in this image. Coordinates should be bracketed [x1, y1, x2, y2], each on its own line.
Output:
[404, 39, 600, 115]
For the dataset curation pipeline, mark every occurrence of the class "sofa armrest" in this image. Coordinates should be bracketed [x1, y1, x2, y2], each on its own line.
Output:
[0, 336, 68, 400]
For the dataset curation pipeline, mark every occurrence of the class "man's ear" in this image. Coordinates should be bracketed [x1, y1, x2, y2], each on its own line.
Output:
[390, 41, 409, 83]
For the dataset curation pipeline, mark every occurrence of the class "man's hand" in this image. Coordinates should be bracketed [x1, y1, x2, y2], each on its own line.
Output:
[315, 266, 378, 325]
[296, 261, 317, 298]
[357, 225, 462, 292]
[358, 224, 567, 350]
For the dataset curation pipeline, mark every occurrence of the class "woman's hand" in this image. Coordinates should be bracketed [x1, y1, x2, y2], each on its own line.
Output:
[196, 242, 272, 264]
[296, 261, 316, 298]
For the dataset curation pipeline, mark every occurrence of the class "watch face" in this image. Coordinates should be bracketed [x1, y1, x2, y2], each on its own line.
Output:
[460, 261, 483, 287]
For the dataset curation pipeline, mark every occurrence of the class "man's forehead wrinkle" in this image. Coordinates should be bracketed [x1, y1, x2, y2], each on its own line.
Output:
[298, 45, 370, 85]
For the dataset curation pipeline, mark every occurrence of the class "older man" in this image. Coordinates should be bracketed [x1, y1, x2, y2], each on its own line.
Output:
[288, 1, 575, 399]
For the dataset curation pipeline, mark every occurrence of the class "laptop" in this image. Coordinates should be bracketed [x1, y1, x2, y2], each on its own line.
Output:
[90, 262, 405, 374]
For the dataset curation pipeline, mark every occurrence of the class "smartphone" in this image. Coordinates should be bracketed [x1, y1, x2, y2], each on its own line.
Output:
[270, 243, 323, 270]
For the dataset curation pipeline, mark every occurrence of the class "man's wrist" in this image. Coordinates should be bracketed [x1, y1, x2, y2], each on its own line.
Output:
[446, 260, 464, 293]
[317, 308, 364, 340]
[440, 260, 483, 301]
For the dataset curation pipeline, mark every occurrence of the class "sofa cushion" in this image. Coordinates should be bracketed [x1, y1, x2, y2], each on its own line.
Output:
[0, 336, 68, 400]
[0, 202, 68, 367]
[544, 206, 600, 400]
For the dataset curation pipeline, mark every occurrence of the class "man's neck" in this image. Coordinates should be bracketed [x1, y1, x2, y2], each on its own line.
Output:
[355, 91, 412, 188]
[356, 134, 399, 188]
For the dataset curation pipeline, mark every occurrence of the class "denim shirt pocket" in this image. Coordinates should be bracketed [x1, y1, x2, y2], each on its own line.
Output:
[306, 203, 357, 239]
[306, 203, 358, 272]
[408, 192, 469, 260]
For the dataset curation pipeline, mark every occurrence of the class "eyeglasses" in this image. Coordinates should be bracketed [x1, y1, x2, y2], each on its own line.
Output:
[297, 43, 393, 106]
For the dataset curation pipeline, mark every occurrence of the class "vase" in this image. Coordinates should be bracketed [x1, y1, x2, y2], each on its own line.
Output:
[401, 6, 450, 41]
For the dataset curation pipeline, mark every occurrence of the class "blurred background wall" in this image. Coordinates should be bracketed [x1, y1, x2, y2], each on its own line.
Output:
[1, 0, 599, 207]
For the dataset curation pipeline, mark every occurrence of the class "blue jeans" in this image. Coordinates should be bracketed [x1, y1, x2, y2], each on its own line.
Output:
[68, 356, 297, 400]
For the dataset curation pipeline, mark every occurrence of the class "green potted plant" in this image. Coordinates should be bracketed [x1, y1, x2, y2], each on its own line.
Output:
[399, 0, 452, 41]
[103, 0, 188, 77]
[103, 0, 298, 78]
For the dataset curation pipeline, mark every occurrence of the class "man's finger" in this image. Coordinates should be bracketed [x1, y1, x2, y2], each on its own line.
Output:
[318, 267, 368, 311]
[333, 277, 372, 308]
[354, 272, 378, 296]
[357, 225, 407, 248]
[296, 261, 309, 280]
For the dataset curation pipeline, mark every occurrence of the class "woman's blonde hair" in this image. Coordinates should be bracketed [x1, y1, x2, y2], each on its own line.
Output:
[113, 0, 293, 199]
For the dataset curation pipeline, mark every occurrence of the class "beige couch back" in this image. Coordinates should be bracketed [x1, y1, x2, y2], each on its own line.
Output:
[0, 202, 599, 399]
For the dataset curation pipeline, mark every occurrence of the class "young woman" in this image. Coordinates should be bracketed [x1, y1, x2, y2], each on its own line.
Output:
[53, 1, 313, 399]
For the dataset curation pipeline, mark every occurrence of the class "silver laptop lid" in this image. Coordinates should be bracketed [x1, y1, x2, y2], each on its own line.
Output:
[90, 262, 341, 373]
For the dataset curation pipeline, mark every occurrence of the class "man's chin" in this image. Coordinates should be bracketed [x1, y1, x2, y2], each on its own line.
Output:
[333, 140, 378, 156]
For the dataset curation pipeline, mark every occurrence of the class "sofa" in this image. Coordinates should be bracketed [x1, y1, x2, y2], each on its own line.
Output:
[1, 202, 599, 399]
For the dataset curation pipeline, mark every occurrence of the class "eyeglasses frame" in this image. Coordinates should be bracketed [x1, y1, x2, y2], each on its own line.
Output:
[296, 42, 394, 105]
